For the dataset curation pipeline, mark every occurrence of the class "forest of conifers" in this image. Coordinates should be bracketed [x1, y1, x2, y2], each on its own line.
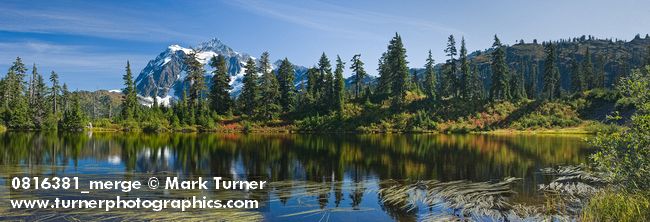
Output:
[1, 33, 649, 132]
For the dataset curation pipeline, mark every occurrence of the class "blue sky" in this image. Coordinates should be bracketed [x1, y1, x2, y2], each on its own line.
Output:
[1, 0, 649, 90]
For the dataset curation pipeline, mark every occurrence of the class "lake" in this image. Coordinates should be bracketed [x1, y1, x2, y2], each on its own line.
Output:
[0, 132, 591, 221]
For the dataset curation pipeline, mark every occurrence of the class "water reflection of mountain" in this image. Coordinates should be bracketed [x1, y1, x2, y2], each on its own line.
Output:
[0, 132, 590, 221]
[0, 133, 590, 182]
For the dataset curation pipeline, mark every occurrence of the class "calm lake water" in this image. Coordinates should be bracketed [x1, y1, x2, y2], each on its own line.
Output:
[0, 132, 591, 221]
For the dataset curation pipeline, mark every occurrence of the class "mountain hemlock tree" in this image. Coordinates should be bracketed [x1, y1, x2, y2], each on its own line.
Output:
[121, 61, 138, 120]
[388, 33, 410, 110]
[443, 35, 457, 98]
[333, 55, 345, 113]
[542, 43, 561, 100]
[489, 35, 511, 101]
[459, 37, 471, 99]
[350, 54, 367, 99]
[258, 52, 281, 120]
[239, 58, 258, 116]
[277, 58, 296, 112]
[208, 55, 233, 115]
[423, 50, 437, 100]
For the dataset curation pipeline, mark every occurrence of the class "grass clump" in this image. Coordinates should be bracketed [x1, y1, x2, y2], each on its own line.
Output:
[581, 190, 650, 222]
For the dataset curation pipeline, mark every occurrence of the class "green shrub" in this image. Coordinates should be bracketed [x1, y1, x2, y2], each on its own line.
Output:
[581, 190, 650, 222]
[591, 67, 650, 190]
[93, 118, 113, 128]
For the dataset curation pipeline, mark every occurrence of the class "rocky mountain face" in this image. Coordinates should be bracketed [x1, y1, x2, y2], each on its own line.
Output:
[134, 38, 309, 105]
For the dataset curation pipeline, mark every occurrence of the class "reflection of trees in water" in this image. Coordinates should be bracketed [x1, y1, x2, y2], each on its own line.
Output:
[0, 132, 590, 220]
[0, 133, 589, 182]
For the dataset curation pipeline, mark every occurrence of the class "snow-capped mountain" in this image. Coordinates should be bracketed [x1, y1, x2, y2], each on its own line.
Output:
[135, 38, 310, 106]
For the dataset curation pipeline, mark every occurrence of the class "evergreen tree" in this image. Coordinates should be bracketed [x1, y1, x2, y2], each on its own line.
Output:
[645, 45, 650, 67]
[527, 62, 539, 99]
[571, 56, 584, 92]
[2, 57, 31, 129]
[31, 68, 48, 128]
[49, 71, 60, 114]
[208, 55, 233, 114]
[582, 48, 594, 89]
[306, 66, 319, 99]
[376, 52, 391, 96]
[350, 54, 367, 99]
[542, 43, 561, 100]
[333, 55, 345, 113]
[510, 62, 527, 100]
[121, 61, 138, 120]
[184, 51, 206, 109]
[594, 54, 606, 88]
[318, 53, 334, 109]
[62, 83, 70, 111]
[258, 52, 281, 120]
[489, 35, 511, 101]
[277, 58, 296, 112]
[423, 50, 437, 100]
[61, 92, 85, 130]
[239, 58, 258, 116]
[442, 35, 458, 98]
[388, 33, 409, 110]
[470, 65, 485, 101]
[459, 37, 471, 99]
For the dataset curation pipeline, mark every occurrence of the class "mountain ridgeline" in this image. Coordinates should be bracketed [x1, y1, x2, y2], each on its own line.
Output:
[137, 35, 650, 105]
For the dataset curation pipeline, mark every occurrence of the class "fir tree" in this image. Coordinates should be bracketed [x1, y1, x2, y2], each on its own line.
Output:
[208, 55, 233, 114]
[49, 71, 60, 114]
[423, 50, 437, 100]
[3, 57, 31, 129]
[582, 48, 594, 89]
[306, 67, 319, 99]
[376, 52, 391, 96]
[594, 54, 606, 88]
[184, 51, 206, 109]
[239, 58, 258, 116]
[442, 35, 458, 98]
[388, 33, 409, 110]
[542, 43, 561, 100]
[350, 54, 367, 99]
[61, 92, 85, 130]
[318, 53, 334, 109]
[121, 61, 138, 120]
[277, 58, 296, 112]
[31, 68, 48, 128]
[459, 37, 470, 99]
[571, 56, 584, 92]
[470, 65, 485, 101]
[510, 62, 527, 100]
[333, 55, 345, 113]
[527, 62, 539, 99]
[645, 45, 650, 67]
[258, 52, 281, 120]
[489, 35, 511, 101]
